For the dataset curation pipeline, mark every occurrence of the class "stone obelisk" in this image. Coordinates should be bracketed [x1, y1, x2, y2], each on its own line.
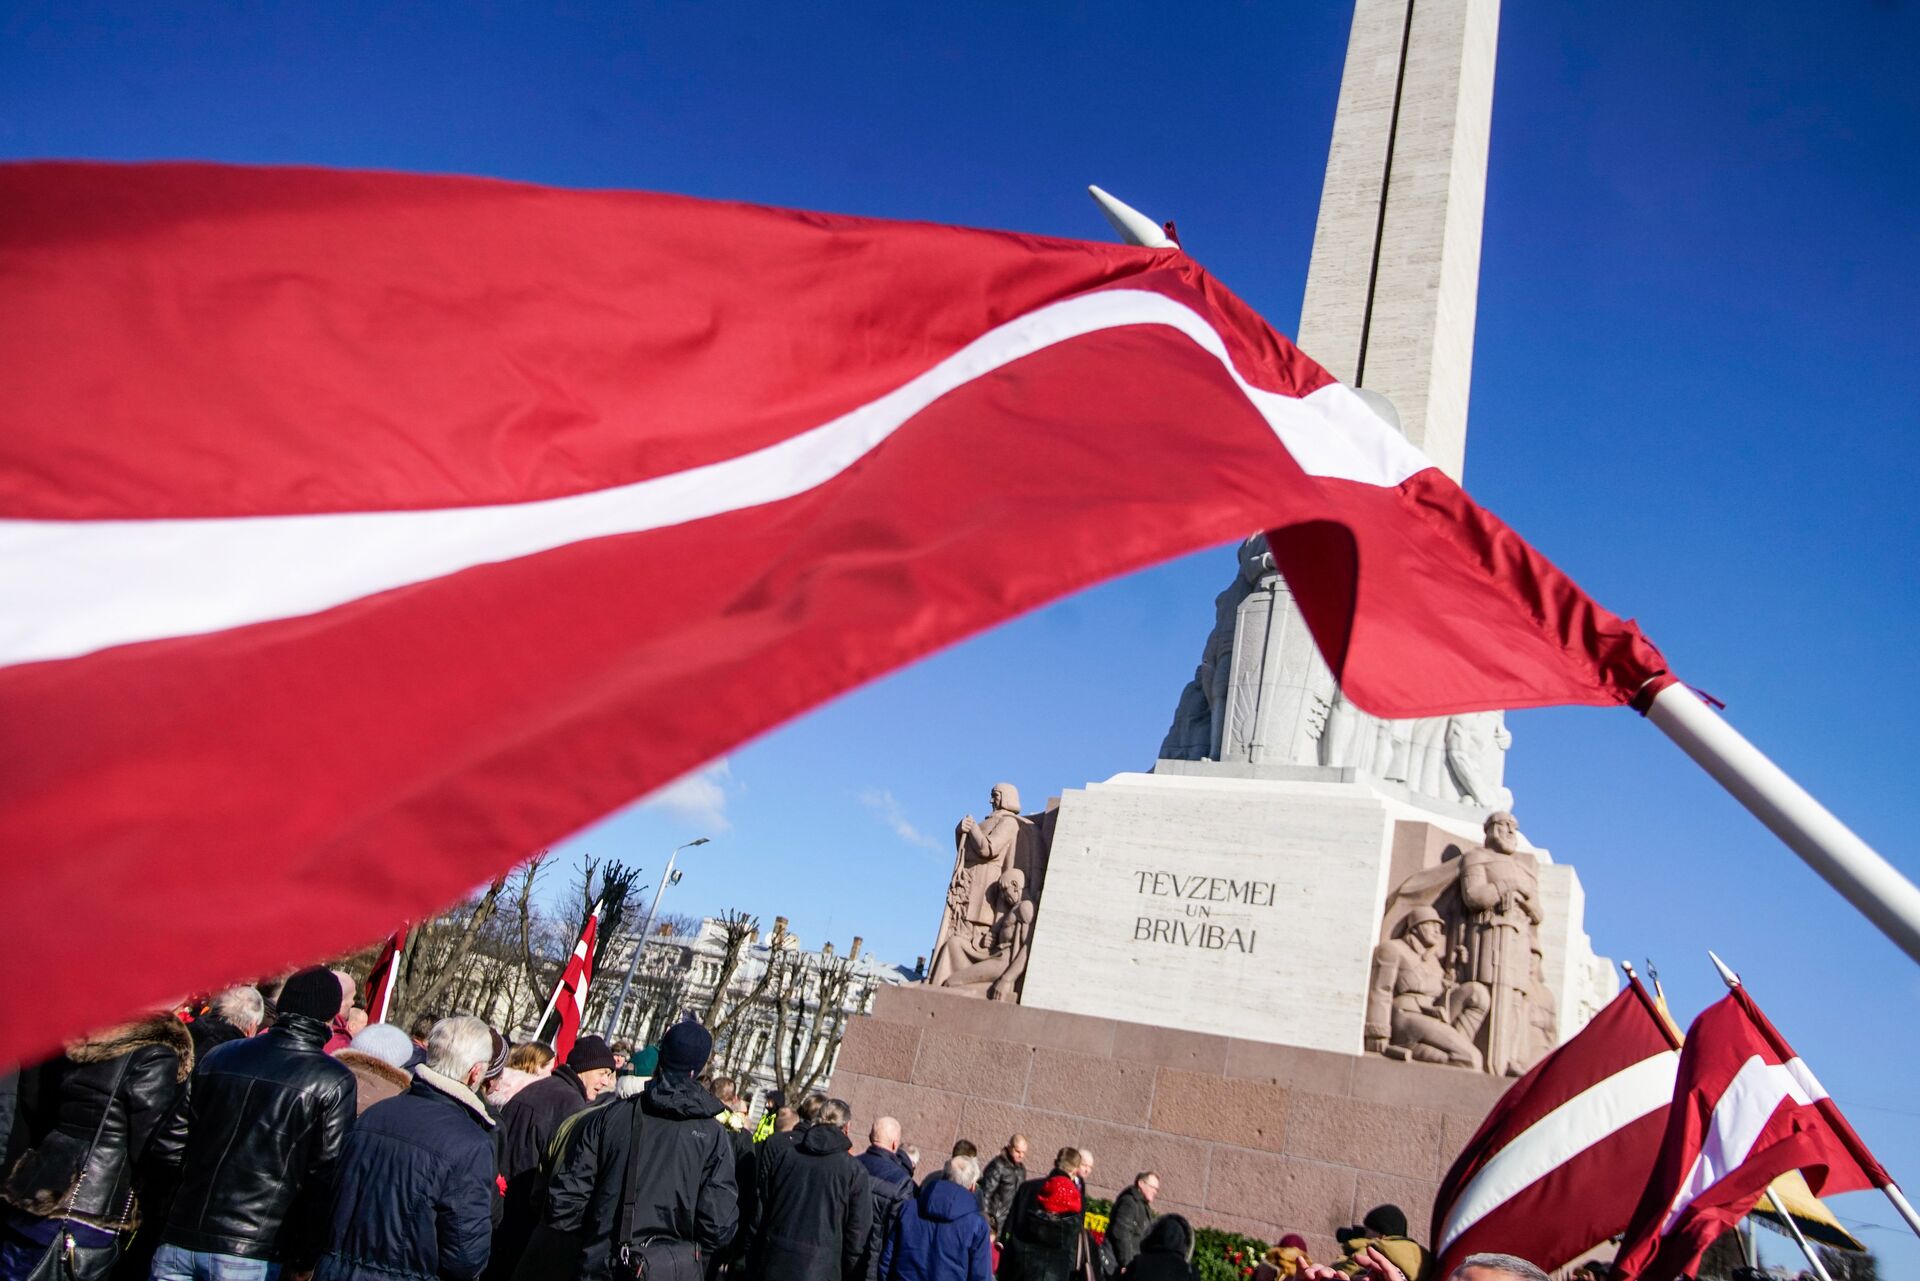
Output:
[1297, 0, 1499, 482]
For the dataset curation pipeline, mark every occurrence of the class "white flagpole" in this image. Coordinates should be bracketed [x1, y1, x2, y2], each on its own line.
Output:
[1768, 1182, 1837, 1281]
[1087, 186, 1176, 249]
[373, 928, 405, 1025]
[1646, 682, 1920, 967]
[1708, 952, 1920, 1246]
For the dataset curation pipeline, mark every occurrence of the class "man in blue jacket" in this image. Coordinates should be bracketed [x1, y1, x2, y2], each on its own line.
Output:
[315, 1016, 499, 1281]
[882, 1155, 991, 1281]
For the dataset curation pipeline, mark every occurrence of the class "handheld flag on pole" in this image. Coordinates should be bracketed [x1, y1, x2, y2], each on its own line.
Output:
[538, 902, 601, 1061]
[1612, 955, 1902, 1281]
[1431, 970, 1680, 1276]
[364, 926, 408, 1025]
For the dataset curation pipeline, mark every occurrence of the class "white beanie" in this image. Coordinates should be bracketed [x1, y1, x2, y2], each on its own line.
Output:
[347, 1022, 415, 1070]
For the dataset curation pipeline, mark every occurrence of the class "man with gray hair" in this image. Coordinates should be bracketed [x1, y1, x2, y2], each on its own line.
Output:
[1449, 1253, 1548, 1281]
[314, 1016, 498, 1281]
[882, 1155, 991, 1281]
[190, 985, 264, 1059]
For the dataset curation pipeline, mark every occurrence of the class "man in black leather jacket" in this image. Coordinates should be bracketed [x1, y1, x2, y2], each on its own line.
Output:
[977, 1135, 1027, 1240]
[539, 1022, 736, 1281]
[149, 967, 357, 1281]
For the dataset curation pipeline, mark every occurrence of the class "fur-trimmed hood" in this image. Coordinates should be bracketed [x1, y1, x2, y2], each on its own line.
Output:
[65, 1013, 194, 1082]
[335, 1049, 413, 1093]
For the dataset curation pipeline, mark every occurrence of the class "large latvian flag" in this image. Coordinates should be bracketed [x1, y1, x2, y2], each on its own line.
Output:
[1611, 987, 1890, 1281]
[0, 162, 1670, 1064]
[1432, 976, 1681, 1275]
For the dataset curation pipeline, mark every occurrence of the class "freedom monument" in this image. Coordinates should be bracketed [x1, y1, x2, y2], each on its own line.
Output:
[831, 0, 1617, 1249]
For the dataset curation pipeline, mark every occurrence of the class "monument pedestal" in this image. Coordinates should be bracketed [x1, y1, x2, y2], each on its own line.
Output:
[831, 983, 1510, 1262]
[1018, 763, 1615, 1059]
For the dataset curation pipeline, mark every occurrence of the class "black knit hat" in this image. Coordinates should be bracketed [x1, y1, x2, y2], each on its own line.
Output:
[659, 1020, 713, 1076]
[277, 967, 343, 1023]
[566, 1035, 617, 1073]
[1362, 1204, 1408, 1239]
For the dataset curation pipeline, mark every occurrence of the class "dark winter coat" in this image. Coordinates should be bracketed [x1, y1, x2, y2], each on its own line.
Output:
[540, 1073, 736, 1281]
[1117, 1216, 1194, 1281]
[1106, 1185, 1153, 1268]
[995, 1175, 1081, 1281]
[187, 1015, 249, 1063]
[751, 1123, 874, 1281]
[2, 1017, 192, 1234]
[313, 1068, 498, 1281]
[975, 1154, 1024, 1238]
[717, 1124, 758, 1270]
[485, 1065, 592, 1281]
[334, 1052, 413, 1117]
[880, 1177, 991, 1281]
[151, 1011, 357, 1266]
[854, 1145, 914, 1281]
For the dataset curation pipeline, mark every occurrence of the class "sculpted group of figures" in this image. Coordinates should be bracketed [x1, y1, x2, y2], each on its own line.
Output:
[928, 784, 1042, 1003]
[1366, 812, 1557, 1076]
[1160, 536, 1513, 812]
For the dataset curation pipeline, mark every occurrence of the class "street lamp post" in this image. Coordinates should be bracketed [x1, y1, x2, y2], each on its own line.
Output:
[602, 837, 708, 1038]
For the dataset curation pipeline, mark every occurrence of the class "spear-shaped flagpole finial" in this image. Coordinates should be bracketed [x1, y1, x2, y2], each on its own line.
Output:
[1087, 185, 1176, 249]
[1708, 950, 1742, 989]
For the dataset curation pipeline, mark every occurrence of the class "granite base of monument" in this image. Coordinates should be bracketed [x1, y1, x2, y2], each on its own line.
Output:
[1016, 762, 1616, 1062]
[830, 984, 1510, 1261]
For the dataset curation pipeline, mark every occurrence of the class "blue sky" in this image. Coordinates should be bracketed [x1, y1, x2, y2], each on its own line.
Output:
[7, 1, 1916, 1269]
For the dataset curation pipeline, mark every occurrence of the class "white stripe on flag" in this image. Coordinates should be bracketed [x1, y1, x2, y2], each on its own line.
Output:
[1661, 1055, 1817, 1233]
[0, 289, 1428, 668]
[1439, 1051, 1679, 1253]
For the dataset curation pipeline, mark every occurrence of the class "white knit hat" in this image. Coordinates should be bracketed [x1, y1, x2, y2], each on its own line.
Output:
[347, 1022, 415, 1070]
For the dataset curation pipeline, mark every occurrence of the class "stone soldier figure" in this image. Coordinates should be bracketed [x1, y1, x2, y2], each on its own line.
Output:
[1365, 906, 1484, 1069]
[1459, 810, 1543, 1075]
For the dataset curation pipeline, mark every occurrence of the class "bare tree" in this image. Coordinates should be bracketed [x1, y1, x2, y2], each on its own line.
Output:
[510, 853, 553, 1005]
[397, 874, 509, 1021]
[767, 938, 870, 1099]
[698, 913, 784, 1073]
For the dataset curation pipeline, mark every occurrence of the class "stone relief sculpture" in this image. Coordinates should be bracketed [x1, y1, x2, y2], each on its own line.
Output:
[1162, 539, 1512, 812]
[930, 868, 1034, 1001]
[928, 783, 1043, 1002]
[1371, 811, 1548, 1075]
[1364, 906, 1485, 1069]
[1158, 536, 1273, 762]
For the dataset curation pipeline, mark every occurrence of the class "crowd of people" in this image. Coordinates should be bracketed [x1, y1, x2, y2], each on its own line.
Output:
[0, 970, 1555, 1281]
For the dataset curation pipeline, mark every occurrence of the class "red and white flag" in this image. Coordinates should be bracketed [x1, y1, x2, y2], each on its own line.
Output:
[364, 926, 408, 1025]
[1432, 977, 1681, 1275]
[542, 906, 600, 1062]
[1612, 986, 1890, 1281]
[0, 162, 1670, 1064]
